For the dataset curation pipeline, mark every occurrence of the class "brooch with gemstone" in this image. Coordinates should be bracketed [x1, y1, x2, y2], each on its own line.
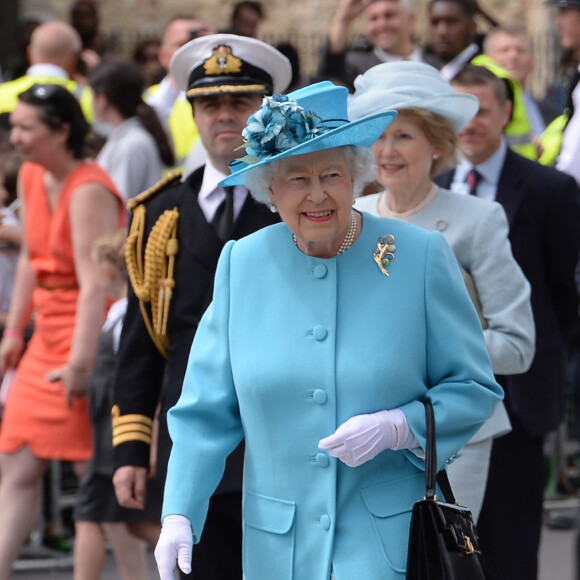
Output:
[374, 235, 396, 276]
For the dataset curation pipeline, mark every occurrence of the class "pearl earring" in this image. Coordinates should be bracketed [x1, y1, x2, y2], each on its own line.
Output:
[270, 204, 277, 213]
[433, 153, 440, 160]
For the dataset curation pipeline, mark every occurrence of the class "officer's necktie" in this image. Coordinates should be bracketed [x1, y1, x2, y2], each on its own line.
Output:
[212, 186, 235, 242]
[465, 168, 482, 196]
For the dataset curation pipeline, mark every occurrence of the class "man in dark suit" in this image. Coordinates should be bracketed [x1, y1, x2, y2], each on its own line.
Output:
[111, 34, 291, 578]
[435, 64, 580, 580]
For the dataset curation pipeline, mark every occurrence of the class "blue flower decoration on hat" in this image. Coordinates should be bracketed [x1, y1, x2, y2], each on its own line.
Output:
[239, 95, 329, 165]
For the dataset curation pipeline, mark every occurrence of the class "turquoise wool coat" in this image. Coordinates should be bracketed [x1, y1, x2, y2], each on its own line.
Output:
[163, 212, 503, 580]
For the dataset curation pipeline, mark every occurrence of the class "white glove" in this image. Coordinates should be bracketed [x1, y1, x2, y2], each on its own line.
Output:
[318, 409, 417, 467]
[155, 514, 193, 580]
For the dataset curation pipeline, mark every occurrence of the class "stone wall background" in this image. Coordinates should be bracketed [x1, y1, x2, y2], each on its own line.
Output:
[17, 0, 562, 99]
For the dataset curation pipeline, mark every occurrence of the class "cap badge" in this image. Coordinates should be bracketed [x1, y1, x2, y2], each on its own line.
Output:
[204, 45, 243, 76]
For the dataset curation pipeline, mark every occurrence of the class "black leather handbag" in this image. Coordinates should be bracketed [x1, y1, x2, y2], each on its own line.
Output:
[406, 399, 486, 580]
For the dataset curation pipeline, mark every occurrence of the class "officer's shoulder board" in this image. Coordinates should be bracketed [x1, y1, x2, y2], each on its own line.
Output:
[126, 170, 183, 213]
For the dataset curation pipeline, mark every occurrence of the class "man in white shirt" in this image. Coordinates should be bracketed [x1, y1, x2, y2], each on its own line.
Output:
[317, 0, 437, 91]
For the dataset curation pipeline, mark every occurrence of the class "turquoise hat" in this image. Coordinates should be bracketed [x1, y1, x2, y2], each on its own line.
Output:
[220, 80, 397, 187]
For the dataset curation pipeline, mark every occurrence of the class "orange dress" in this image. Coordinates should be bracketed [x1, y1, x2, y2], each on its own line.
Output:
[0, 161, 124, 461]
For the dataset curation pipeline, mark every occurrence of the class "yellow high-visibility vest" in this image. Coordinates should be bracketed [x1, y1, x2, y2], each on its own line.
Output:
[0, 74, 94, 123]
[471, 55, 538, 161]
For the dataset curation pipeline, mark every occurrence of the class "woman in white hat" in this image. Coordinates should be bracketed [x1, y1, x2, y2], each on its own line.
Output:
[154, 80, 502, 580]
[351, 61, 535, 520]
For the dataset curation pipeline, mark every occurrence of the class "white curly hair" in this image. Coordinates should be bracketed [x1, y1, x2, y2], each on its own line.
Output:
[242, 146, 377, 206]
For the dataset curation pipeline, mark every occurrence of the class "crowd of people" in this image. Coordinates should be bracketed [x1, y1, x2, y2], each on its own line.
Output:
[0, 0, 579, 579]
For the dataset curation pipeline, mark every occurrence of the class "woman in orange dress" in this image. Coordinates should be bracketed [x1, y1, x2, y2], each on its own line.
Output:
[0, 84, 125, 577]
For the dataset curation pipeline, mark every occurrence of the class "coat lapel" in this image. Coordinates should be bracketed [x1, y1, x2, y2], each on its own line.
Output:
[495, 149, 527, 228]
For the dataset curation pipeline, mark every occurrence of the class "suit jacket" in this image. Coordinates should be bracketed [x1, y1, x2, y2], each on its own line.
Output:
[435, 149, 580, 436]
[316, 42, 440, 92]
[163, 214, 502, 579]
[112, 166, 280, 493]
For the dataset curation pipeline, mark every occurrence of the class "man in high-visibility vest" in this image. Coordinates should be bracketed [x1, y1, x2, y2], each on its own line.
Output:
[0, 20, 93, 123]
[145, 15, 213, 174]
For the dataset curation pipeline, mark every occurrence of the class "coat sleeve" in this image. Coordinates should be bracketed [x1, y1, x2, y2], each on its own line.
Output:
[162, 241, 244, 540]
[399, 232, 504, 472]
[543, 173, 580, 342]
[470, 202, 535, 374]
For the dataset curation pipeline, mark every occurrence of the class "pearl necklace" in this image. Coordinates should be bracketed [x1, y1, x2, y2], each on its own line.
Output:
[380, 184, 439, 220]
[293, 210, 358, 256]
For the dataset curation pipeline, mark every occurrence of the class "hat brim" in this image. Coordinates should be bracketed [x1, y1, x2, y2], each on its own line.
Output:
[220, 109, 397, 187]
[349, 91, 478, 131]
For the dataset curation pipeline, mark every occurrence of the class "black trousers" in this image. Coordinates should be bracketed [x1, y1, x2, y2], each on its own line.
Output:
[476, 413, 545, 580]
[178, 491, 242, 579]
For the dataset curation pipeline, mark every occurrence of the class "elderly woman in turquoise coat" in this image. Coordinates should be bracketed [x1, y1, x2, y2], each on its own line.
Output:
[154, 81, 503, 580]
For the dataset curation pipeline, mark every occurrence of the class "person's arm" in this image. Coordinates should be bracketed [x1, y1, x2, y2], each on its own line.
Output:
[327, 0, 367, 54]
[162, 241, 244, 535]
[112, 197, 171, 508]
[468, 202, 535, 374]
[317, 0, 366, 89]
[46, 182, 120, 406]
[400, 232, 503, 471]
[0, 216, 22, 247]
[0, 180, 35, 372]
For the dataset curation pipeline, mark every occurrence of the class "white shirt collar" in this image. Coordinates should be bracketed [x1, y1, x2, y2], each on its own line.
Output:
[453, 140, 507, 201]
[198, 159, 249, 222]
[373, 45, 423, 64]
[439, 43, 480, 81]
[26, 64, 69, 80]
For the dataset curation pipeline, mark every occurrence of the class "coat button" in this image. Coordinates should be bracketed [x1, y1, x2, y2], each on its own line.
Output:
[315, 453, 330, 467]
[319, 514, 331, 530]
[313, 389, 327, 404]
[313, 326, 328, 341]
[313, 264, 327, 279]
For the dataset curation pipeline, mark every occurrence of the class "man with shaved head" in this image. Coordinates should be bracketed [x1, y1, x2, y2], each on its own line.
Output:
[0, 20, 92, 121]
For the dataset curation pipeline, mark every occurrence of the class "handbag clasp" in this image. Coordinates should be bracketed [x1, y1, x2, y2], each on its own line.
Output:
[464, 536, 475, 555]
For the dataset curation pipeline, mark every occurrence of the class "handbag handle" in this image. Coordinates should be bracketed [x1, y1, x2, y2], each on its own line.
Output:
[424, 399, 457, 504]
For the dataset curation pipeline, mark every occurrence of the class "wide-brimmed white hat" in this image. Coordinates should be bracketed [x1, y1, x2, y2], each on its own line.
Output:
[220, 80, 397, 187]
[348, 61, 479, 131]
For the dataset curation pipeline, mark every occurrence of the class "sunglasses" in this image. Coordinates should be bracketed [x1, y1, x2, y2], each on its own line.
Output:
[29, 83, 63, 101]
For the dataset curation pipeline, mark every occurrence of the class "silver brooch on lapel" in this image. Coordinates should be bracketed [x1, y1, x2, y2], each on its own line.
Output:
[374, 235, 396, 276]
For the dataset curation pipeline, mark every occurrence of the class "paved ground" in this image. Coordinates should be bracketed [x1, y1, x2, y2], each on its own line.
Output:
[10, 502, 580, 580]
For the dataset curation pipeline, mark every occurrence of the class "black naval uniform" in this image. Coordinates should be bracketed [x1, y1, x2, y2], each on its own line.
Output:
[112, 166, 279, 578]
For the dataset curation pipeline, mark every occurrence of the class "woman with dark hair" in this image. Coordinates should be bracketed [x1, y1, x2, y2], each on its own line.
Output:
[0, 84, 125, 577]
[89, 57, 175, 201]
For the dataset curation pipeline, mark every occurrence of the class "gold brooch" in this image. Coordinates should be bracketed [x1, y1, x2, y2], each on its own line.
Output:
[374, 235, 396, 276]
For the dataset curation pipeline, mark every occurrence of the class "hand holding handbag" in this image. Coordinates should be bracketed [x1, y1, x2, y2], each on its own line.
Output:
[406, 399, 486, 579]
